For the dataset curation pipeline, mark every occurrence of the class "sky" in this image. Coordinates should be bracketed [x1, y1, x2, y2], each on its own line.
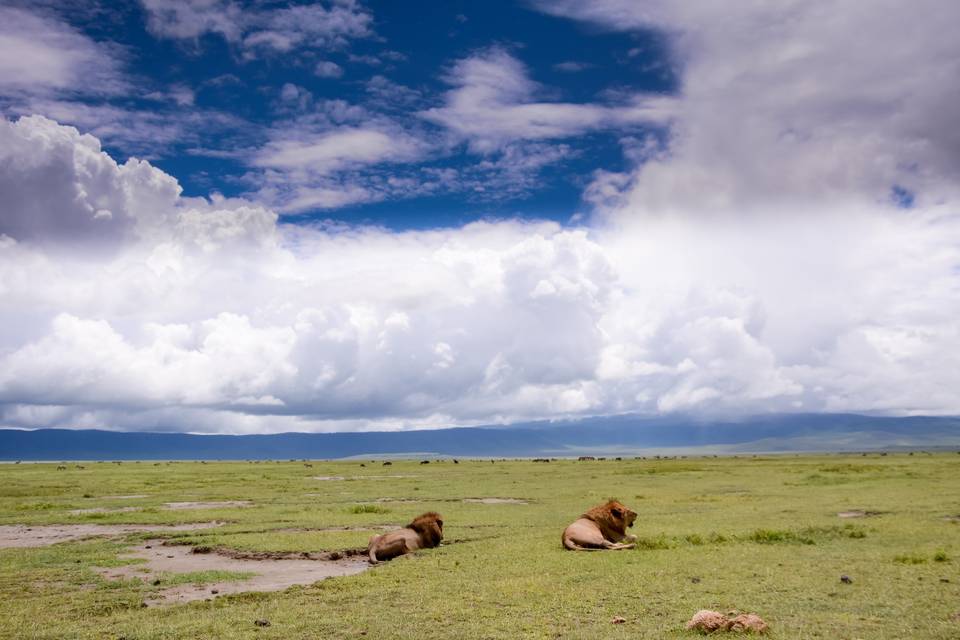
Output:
[1, 0, 959, 434]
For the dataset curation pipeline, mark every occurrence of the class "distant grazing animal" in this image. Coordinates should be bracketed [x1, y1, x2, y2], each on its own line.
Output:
[577, 456, 596, 461]
[367, 512, 443, 564]
[562, 500, 637, 551]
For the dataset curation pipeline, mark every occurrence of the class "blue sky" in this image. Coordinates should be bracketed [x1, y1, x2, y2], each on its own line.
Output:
[4, 0, 676, 229]
[1, 1, 959, 434]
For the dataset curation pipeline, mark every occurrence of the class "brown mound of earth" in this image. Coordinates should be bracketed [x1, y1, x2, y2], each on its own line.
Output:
[686, 610, 769, 634]
[97, 540, 369, 605]
[0, 522, 224, 548]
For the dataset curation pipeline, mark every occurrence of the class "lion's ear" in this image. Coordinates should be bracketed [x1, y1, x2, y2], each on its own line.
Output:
[611, 507, 622, 517]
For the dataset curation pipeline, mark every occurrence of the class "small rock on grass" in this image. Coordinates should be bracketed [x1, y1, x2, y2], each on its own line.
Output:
[611, 616, 626, 624]
[254, 619, 271, 627]
[840, 575, 853, 584]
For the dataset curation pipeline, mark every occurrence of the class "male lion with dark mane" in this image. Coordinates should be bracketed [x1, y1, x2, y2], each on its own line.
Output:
[562, 500, 637, 550]
[367, 512, 443, 564]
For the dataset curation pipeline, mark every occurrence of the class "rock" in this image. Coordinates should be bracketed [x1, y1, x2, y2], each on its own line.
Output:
[690, 576, 702, 583]
[254, 619, 271, 627]
[840, 575, 853, 584]
[611, 616, 626, 624]
[211, 589, 219, 594]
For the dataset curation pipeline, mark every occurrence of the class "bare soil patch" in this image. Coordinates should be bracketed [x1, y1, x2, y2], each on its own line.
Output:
[69, 507, 142, 515]
[97, 540, 369, 605]
[463, 498, 529, 504]
[837, 510, 885, 518]
[102, 495, 148, 500]
[0, 522, 224, 548]
[163, 501, 252, 510]
[274, 525, 397, 533]
[313, 475, 416, 481]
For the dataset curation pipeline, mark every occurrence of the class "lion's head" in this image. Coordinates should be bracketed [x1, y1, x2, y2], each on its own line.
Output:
[407, 511, 444, 548]
[583, 500, 637, 537]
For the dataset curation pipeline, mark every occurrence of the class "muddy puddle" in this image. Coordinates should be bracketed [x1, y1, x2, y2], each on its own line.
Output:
[163, 501, 252, 510]
[0, 522, 224, 548]
[98, 541, 369, 605]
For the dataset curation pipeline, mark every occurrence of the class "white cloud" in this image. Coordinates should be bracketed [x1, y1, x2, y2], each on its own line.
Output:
[5, 2, 960, 433]
[314, 60, 344, 78]
[553, 61, 593, 73]
[420, 47, 671, 153]
[3, 116, 960, 434]
[140, 0, 373, 57]
[0, 6, 126, 96]
[249, 124, 428, 213]
[534, 0, 960, 211]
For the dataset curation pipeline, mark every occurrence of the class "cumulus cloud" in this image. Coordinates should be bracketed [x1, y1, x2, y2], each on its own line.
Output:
[2, 115, 960, 435]
[4, 3, 960, 433]
[535, 0, 960, 211]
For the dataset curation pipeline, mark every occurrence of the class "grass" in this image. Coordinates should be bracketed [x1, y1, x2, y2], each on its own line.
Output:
[0, 453, 958, 638]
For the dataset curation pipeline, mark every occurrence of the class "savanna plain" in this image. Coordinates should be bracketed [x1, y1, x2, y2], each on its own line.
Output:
[1, 453, 958, 639]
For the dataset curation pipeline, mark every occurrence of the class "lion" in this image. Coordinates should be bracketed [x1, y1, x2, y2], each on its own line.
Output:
[562, 500, 637, 550]
[367, 512, 443, 564]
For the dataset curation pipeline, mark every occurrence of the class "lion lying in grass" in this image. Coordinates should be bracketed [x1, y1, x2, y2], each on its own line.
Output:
[562, 500, 637, 550]
[367, 512, 443, 564]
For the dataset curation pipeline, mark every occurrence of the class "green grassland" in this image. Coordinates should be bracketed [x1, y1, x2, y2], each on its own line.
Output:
[1, 453, 959, 639]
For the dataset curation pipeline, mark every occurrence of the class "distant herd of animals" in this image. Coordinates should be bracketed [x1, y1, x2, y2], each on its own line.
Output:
[366, 500, 636, 563]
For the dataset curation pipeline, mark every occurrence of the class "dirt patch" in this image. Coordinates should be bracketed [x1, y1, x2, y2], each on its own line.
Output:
[70, 507, 142, 515]
[837, 510, 885, 518]
[274, 526, 397, 533]
[97, 541, 369, 605]
[0, 522, 224, 548]
[943, 515, 960, 522]
[163, 501, 252, 510]
[463, 498, 529, 504]
[103, 495, 148, 500]
[313, 475, 416, 481]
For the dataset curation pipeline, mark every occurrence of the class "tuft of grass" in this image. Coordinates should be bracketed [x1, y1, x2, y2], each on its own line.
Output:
[893, 554, 927, 564]
[347, 504, 390, 515]
[748, 528, 795, 544]
[633, 534, 673, 550]
[932, 550, 949, 562]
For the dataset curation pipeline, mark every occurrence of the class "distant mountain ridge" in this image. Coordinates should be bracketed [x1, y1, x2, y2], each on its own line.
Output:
[1, 414, 959, 460]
